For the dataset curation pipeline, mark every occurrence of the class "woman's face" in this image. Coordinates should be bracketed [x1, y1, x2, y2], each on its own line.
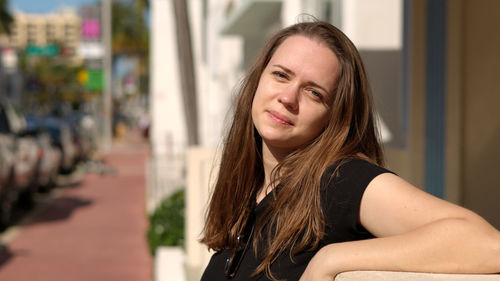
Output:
[251, 35, 341, 156]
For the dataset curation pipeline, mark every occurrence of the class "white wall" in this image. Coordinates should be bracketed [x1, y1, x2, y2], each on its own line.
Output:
[184, 1, 243, 279]
[199, 0, 243, 148]
[185, 147, 219, 281]
[282, 0, 325, 26]
[342, 0, 402, 49]
[150, 0, 187, 156]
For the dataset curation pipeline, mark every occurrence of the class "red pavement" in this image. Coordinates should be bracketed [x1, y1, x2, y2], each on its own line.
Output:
[0, 130, 153, 281]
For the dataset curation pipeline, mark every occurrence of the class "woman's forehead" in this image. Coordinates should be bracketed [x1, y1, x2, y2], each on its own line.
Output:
[267, 35, 340, 93]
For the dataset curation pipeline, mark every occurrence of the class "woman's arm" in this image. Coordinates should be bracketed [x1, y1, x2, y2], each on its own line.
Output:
[300, 173, 500, 281]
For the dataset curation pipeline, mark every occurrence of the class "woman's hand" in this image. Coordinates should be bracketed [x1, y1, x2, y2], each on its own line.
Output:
[299, 245, 338, 281]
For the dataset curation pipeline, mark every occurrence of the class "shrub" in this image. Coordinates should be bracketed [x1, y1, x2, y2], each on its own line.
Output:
[147, 188, 185, 256]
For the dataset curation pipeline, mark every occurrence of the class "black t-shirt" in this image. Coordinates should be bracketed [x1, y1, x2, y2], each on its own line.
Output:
[201, 158, 392, 281]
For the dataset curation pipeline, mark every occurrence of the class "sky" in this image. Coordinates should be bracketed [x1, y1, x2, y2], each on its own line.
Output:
[10, 0, 98, 14]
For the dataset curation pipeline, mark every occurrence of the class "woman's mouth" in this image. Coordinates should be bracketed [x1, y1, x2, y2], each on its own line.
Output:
[268, 111, 293, 126]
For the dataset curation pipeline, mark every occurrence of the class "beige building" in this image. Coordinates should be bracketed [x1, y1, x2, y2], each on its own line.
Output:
[1, 8, 81, 54]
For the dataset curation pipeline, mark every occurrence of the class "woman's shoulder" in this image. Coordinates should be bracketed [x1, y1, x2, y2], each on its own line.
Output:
[319, 158, 392, 241]
[320, 157, 394, 190]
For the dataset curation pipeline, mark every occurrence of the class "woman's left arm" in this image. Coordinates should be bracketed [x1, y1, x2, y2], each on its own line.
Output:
[300, 173, 500, 281]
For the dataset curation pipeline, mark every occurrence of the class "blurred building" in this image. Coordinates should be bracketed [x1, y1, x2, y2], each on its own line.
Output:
[0, 8, 81, 56]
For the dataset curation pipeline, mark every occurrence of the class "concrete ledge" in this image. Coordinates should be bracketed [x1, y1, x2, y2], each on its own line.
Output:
[155, 247, 186, 281]
[335, 271, 500, 281]
[153, 247, 500, 281]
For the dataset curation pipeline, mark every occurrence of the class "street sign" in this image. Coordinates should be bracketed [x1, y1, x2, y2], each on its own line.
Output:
[85, 69, 104, 92]
[82, 19, 101, 40]
[25, 45, 60, 57]
[77, 42, 104, 59]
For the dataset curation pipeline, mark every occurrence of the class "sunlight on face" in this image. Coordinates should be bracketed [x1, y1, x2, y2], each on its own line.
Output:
[252, 35, 341, 156]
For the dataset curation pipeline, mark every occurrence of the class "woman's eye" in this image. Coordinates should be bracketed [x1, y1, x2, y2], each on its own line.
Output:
[309, 89, 323, 100]
[272, 71, 287, 80]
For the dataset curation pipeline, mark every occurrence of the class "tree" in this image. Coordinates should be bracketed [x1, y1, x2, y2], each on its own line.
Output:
[0, 0, 13, 35]
[22, 51, 85, 106]
[111, 0, 149, 96]
[111, 0, 148, 55]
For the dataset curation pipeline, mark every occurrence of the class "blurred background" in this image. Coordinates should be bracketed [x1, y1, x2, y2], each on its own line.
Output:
[0, 0, 499, 281]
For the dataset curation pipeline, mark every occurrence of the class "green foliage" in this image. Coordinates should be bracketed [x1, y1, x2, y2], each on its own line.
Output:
[0, 0, 13, 34]
[111, 0, 150, 95]
[147, 189, 185, 256]
[112, 0, 149, 55]
[21, 54, 86, 105]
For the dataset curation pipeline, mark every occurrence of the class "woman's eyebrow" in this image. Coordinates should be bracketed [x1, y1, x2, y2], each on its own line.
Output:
[307, 81, 329, 94]
[272, 64, 295, 75]
[271, 64, 330, 94]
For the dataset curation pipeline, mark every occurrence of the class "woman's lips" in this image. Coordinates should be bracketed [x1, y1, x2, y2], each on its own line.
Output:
[268, 110, 293, 126]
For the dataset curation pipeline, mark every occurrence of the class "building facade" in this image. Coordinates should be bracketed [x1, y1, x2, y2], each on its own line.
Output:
[1, 9, 81, 54]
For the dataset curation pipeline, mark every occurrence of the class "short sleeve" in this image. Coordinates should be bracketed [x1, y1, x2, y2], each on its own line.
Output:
[320, 158, 394, 244]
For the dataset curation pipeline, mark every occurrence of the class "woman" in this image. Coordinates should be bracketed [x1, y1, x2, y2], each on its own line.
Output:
[200, 21, 500, 281]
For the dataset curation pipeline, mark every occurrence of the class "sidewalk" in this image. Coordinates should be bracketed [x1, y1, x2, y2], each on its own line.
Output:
[0, 129, 153, 281]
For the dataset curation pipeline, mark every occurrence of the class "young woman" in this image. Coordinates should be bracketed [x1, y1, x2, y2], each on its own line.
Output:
[200, 21, 500, 281]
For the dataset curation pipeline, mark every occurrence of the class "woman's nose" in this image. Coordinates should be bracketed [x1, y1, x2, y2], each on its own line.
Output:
[278, 84, 299, 111]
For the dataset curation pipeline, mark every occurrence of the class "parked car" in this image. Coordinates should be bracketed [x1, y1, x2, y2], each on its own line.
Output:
[24, 126, 62, 191]
[67, 112, 98, 161]
[26, 115, 78, 175]
[0, 134, 14, 191]
[0, 133, 16, 228]
[0, 99, 41, 207]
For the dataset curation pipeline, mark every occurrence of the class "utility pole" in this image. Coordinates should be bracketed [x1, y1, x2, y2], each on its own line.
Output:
[101, 0, 112, 151]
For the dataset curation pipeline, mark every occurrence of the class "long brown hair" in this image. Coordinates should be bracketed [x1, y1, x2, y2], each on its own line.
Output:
[200, 20, 384, 279]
